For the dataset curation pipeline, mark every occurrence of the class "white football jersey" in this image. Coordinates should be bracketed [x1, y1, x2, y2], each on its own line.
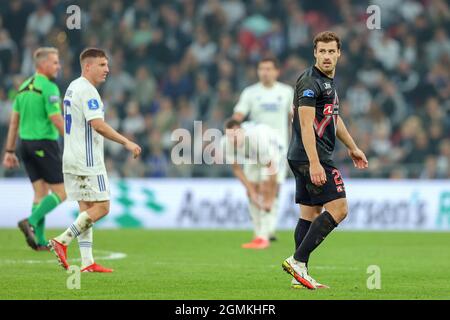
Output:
[221, 122, 283, 166]
[62, 77, 106, 175]
[234, 81, 294, 150]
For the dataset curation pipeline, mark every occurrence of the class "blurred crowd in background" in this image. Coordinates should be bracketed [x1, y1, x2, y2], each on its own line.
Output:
[0, 0, 449, 179]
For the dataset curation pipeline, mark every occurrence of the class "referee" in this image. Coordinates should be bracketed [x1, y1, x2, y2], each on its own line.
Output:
[2, 47, 67, 251]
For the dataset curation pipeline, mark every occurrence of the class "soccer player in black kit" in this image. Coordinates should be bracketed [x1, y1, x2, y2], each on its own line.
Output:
[282, 31, 369, 289]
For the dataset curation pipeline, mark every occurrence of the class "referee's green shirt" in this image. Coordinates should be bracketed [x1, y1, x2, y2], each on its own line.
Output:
[13, 73, 61, 140]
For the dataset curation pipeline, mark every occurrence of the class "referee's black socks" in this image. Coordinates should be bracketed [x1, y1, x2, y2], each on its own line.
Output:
[294, 211, 338, 264]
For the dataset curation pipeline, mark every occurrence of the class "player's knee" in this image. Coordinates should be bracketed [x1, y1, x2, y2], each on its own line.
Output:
[56, 189, 67, 202]
[335, 202, 348, 222]
[327, 200, 348, 223]
[99, 202, 110, 216]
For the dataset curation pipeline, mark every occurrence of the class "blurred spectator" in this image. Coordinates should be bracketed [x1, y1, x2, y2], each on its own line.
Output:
[0, 29, 17, 74]
[161, 64, 193, 101]
[188, 25, 217, 67]
[26, 2, 54, 39]
[122, 100, 146, 136]
[133, 66, 156, 107]
[0, 0, 449, 179]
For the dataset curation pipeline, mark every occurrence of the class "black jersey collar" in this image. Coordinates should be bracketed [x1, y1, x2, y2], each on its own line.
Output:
[313, 65, 334, 80]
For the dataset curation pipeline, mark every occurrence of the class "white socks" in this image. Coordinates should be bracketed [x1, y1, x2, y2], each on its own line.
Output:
[268, 197, 279, 236]
[55, 211, 94, 246]
[248, 201, 270, 241]
[78, 227, 94, 268]
[248, 202, 262, 239]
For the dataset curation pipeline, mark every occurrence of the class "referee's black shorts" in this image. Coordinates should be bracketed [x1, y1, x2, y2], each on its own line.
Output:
[19, 139, 64, 184]
[288, 160, 346, 206]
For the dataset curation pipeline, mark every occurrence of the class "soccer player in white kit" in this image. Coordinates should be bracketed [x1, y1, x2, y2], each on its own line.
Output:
[232, 57, 294, 246]
[222, 119, 284, 249]
[48, 48, 142, 272]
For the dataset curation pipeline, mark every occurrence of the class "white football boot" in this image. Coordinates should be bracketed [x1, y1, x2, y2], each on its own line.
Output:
[282, 255, 320, 290]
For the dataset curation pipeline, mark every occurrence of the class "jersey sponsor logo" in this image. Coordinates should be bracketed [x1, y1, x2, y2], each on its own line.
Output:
[302, 89, 315, 98]
[49, 95, 60, 103]
[323, 104, 333, 116]
[260, 103, 279, 111]
[87, 98, 100, 110]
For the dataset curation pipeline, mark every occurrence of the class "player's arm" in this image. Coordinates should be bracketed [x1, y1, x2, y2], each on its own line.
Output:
[336, 116, 368, 169]
[299, 106, 326, 186]
[2, 111, 20, 169]
[231, 163, 263, 209]
[232, 88, 251, 123]
[232, 112, 245, 122]
[89, 118, 142, 158]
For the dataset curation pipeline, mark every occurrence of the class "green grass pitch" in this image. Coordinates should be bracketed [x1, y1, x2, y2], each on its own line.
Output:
[0, 229, 449, 300]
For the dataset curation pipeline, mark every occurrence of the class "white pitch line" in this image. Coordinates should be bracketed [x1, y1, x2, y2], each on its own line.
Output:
[0, 250, 126, 265]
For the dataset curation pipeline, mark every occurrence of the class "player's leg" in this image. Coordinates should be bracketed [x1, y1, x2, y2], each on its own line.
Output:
[32, 180, 49, 248]
[55, 200, 109, 246]
[49, 200, 109, 269]
[28, 183, 65, 244]
[77, 201, 94, 269]
[242, 164, 270, 249]
[27, 140, 66, 246]
[267, 156, 288, 241]
[257, 178, 274, 246]
[282, 161, 323, 289]
[75, 201, 113, 273]
[17, 141, 45, 250]
[49, 173, 110, 269]
[266, 184, 280, 241]
[295, 204, 322, 251]
[290, 204, 323, 289]
[292, 164, 347, 268]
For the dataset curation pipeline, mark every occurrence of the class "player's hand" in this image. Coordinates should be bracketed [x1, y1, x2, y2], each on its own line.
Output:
[309, 162, 326, 186]
[262, 198, 274, 213]
[2, 153, 19, 169]
[125, 141, 142, 159]
[348, 148, 368, 169]
[248, 189, 263, 210]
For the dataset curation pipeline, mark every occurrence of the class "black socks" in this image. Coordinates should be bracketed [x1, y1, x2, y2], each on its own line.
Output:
[294, 218, 312, 250]
[294, 211, 338, 263]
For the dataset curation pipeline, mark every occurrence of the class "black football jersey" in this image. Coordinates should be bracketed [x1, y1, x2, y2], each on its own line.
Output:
[287, 66, 340, 164]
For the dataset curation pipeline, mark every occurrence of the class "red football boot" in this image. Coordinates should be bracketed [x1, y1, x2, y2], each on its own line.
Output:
[81, 263, 114, 273]
[48, 239, 69, 270]
[241, 237, 270, 249]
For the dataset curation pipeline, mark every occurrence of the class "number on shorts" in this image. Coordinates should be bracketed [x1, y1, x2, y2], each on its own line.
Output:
[332, 169, 343, 186]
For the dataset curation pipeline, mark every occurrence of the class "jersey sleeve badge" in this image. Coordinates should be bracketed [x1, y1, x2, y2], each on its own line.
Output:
[302, 89, 315, 98]
[87, 98, 100, 110]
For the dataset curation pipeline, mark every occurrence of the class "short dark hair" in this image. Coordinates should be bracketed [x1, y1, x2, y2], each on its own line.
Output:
[258, 56, 280, 69]
[224, 118, 241, 131]
[313, 31, 341, 50]
[79, 48, 108, 64]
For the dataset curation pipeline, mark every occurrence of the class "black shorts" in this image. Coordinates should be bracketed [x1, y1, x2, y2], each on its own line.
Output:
[288, 160, 346, 206]
[19, 140, 63, 184]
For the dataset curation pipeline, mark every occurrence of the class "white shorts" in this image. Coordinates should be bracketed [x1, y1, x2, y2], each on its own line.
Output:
[64, 173, 110, 202]
[243, 154, 287, 184]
